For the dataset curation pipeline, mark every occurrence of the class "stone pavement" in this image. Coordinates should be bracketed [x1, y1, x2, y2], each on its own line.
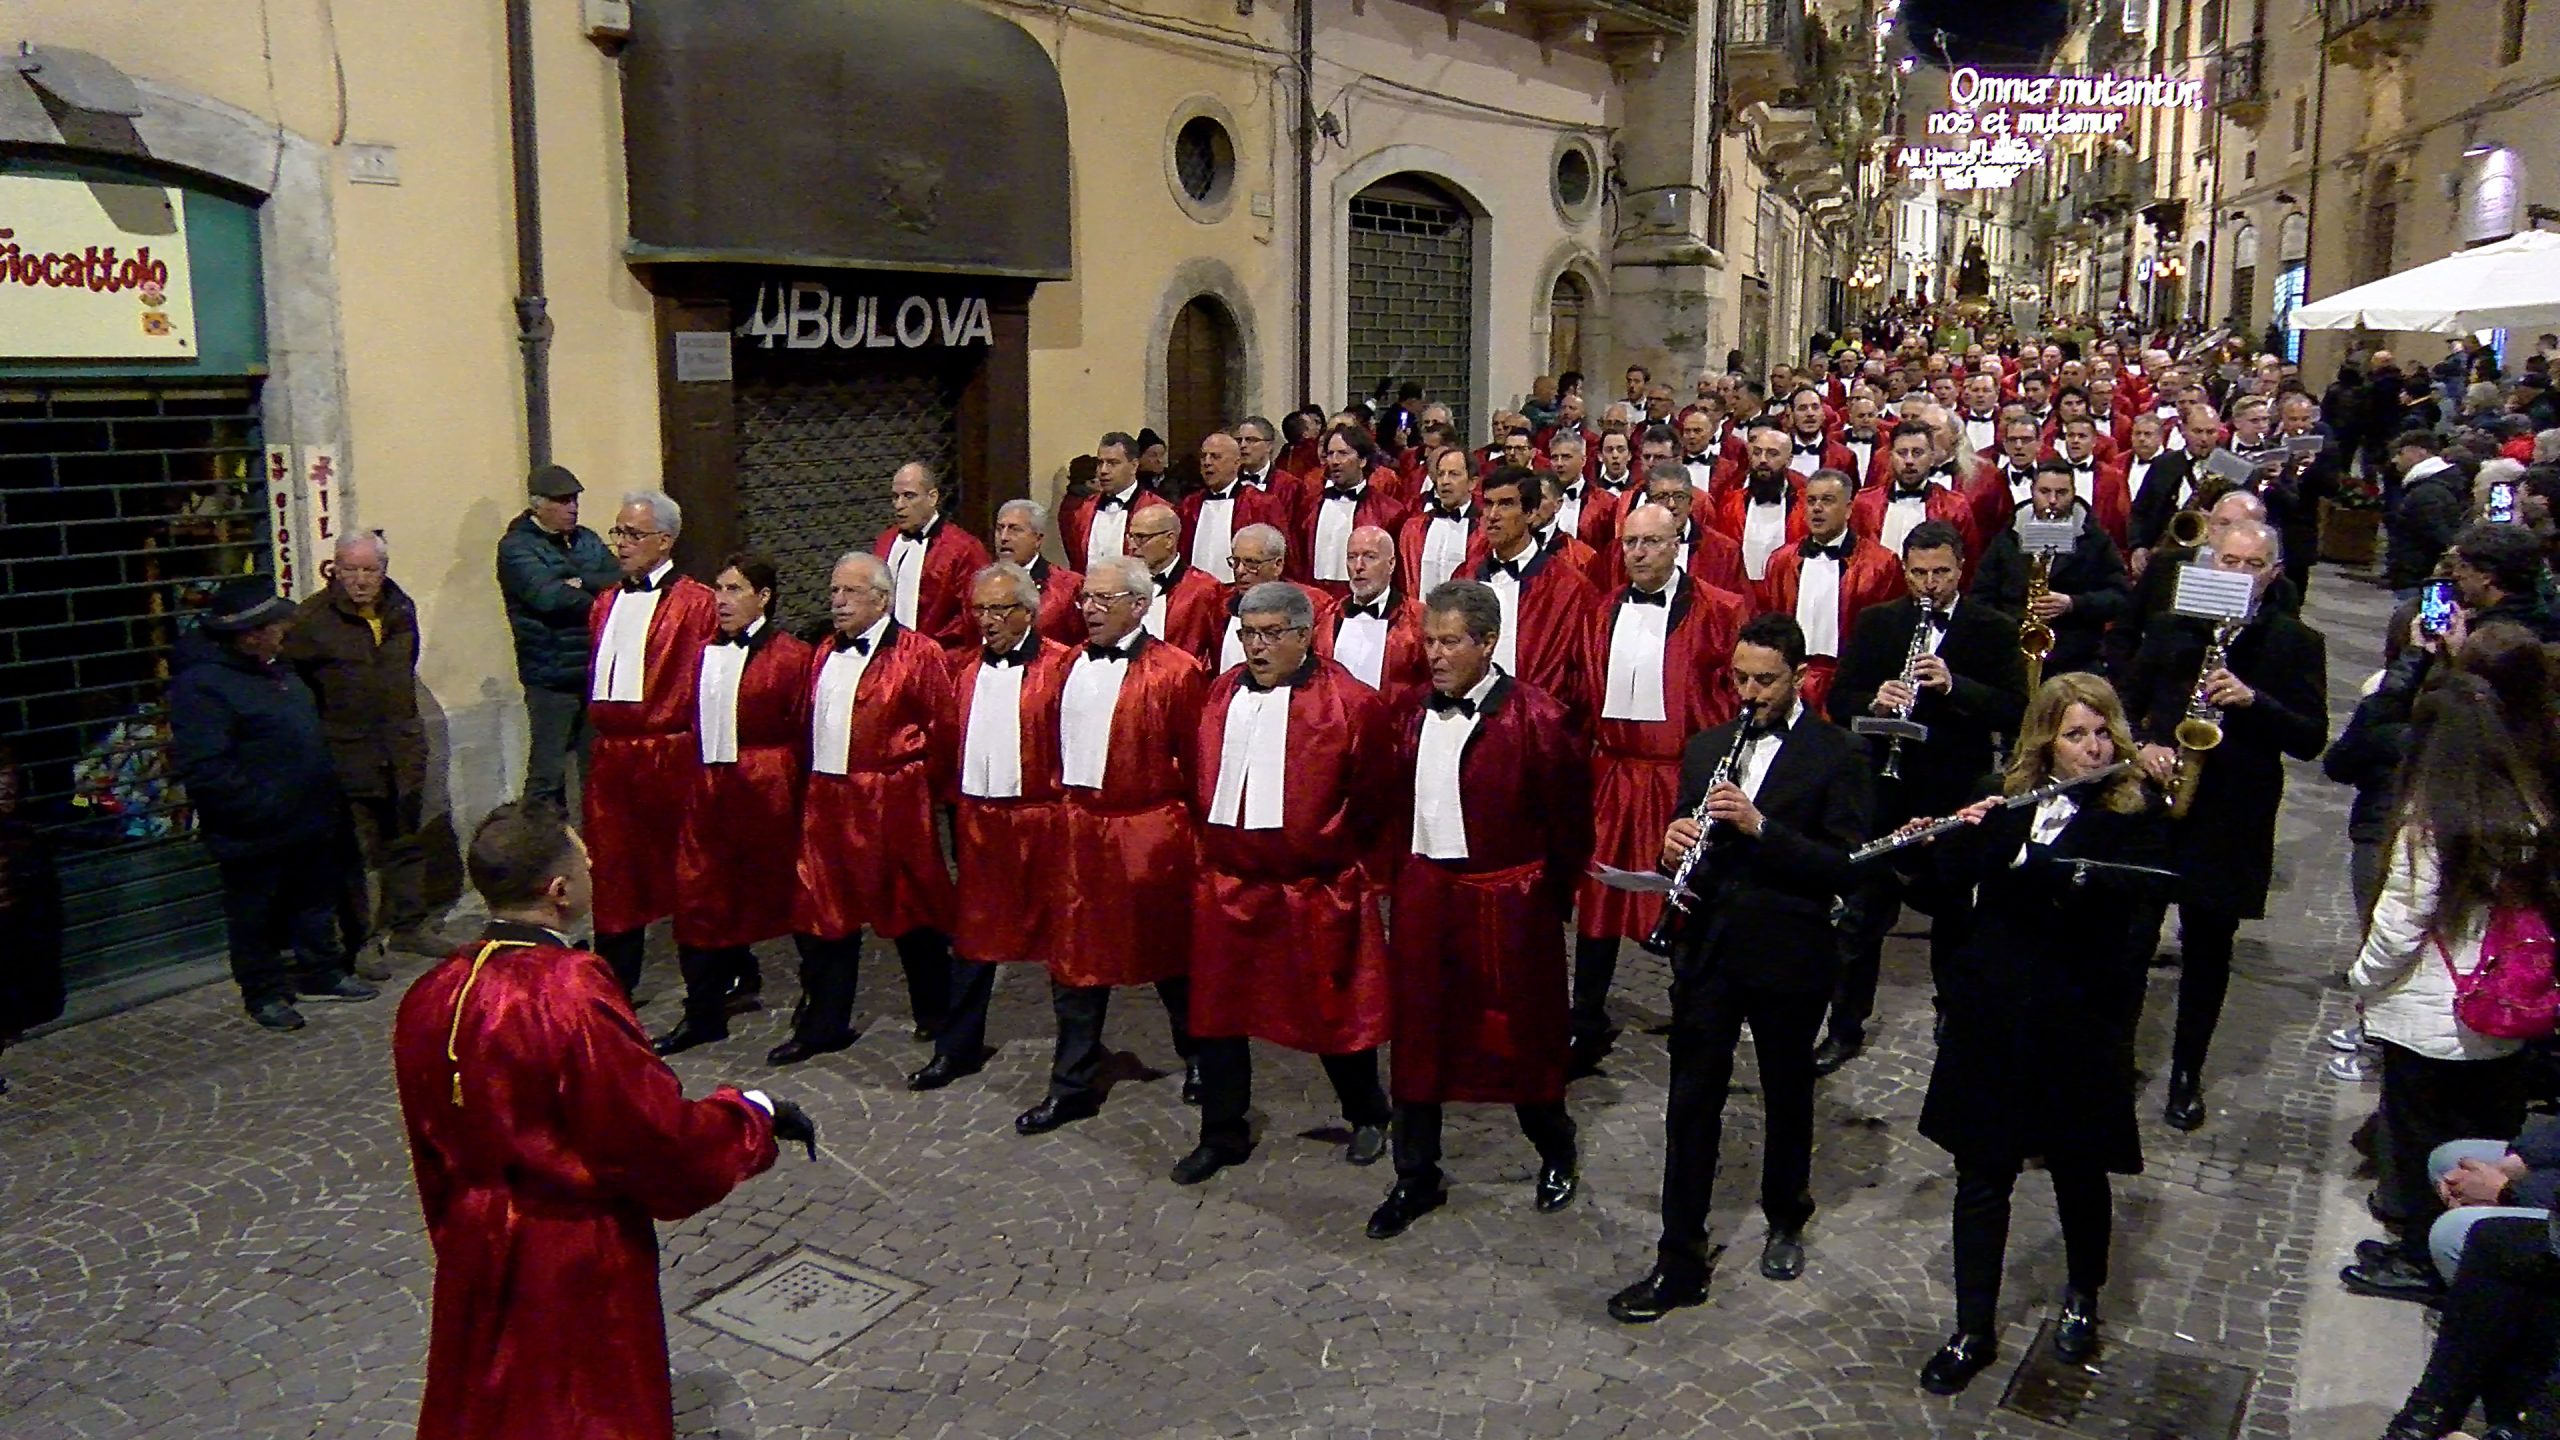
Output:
[0, 568, 2408, 1440]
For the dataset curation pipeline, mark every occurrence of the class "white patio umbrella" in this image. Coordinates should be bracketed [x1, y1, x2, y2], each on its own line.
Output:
[2289, 230, 2560, 334]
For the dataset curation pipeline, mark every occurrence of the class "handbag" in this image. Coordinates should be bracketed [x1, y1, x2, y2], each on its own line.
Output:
[2438, 905, 2560, 1040]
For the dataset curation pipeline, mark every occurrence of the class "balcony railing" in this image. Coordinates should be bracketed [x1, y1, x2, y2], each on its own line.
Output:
[2214, 39, 2265, 111]
[2323, 0, 2430, 43]
[1727, 0, 1807, 50]
[1725, 0, 1814, 110]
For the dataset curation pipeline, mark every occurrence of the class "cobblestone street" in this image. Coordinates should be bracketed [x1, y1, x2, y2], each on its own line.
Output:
[1, 572, 2397, 1440]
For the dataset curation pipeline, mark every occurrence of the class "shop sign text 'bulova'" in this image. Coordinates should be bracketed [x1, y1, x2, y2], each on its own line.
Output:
[737, 281, 994, 351]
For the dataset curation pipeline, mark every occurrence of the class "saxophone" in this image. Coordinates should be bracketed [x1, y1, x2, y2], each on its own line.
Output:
[2166, 616, 2241, 818]
[1643, 718, 1756, 954]
[2018, 547, 2055, 697]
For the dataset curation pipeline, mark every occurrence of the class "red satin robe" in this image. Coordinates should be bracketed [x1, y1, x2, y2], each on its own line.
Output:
[1849, 480, 1979, 557]
[1176, 482, 1290, 581]
[1312, 591, 1432, 710]
[1559, 479, 1627, 571]
[1029, 558, 1086, 645]
[872, 519, 993, 653]
[585, 576, 718, 936]
[1188, 658, 1392, 1054]
[1060, 483, 1161, 573]
[2082, 458, 2139, 548]
[1149, 561, 1228, 665]
[944, 638, 1073, 964]
[1395, 506, 1482, 598]
[1292, 482, 1414, 597]
[1465, 542, 1601, 735]
[792, 624, 957, 941]
[1578, 580, 1745, 942]
[393, 928, 775, 1440]
[1759, 535, 1906, 714]
[1597, 518, 1754, 607]
[1385, 676, 1591, 1105]
[1783, 436, 1861, 478]
[674, 627, 812, 949]
[1050, 634, 1205, 988]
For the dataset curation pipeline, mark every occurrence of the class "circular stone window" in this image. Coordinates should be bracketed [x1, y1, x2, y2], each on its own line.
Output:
[1170, 112, 1237, 221]
[1553, 139, 1599, 222]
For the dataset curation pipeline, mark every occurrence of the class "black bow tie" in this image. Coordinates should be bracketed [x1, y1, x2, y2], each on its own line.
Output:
[1426, 502, 1469, 522]
[621, 574, 659, 594]
[1485, 555, 1529, 582]
[1921, 607, 1951, 631]
[1683, 453, 1715, 467]
[1795, 440, 1826, 455]
[715, 627, 758, 648]
[1891, 485, 1930, 502]
[1967, 412, 1993, 424]
[834, 630, 874, 655]
[1624, 586, 1670, 607]
[1201, 486, 1237, 503]
[1096, 491, 1136, 513]
[1341, 596, 1391, 620]
[1323, 484, 1365, 503]
[1084, 640, 1134, 662]
[1426, 691, 1479, 718]
[1798, 537, 1850, 562]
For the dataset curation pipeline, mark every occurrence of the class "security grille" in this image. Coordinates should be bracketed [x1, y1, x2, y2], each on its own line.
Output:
[1347, 181, 1474, 439]
[0, 384, 268, 988]
[732, 351, 963, 635]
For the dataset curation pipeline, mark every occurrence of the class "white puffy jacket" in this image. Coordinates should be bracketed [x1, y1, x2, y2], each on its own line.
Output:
[2349, 827, 2522, 1062]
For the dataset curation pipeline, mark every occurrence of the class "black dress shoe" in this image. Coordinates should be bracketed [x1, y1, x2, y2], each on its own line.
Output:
[249, 998, 307, 1032]
[298, 973, 380, 1002]
[2054, 1286, 2099, 1362]
[1365, 1181, 1446, 1239]
[1607, 1269, 1706, 1323]
[2163, 1068, 2206, 1131]
[2340, 1253, 2449, 1305]
[765, 1035, 852, 1067]
[1810, 1032, 1864, 1077]
[1346, 1124, 1388, 1166]
[1918, 1331, 1999, 1396]
[1535, 1163, 1579, 1213]
[905, 1054, 982, 1092]
[1567, 1025, 1621, 1078]
[1181, 1057, 1203, 1105]
[1015, 1096, 1100, 1135]
[2378, 1398, 2465, 1440]
[2355, 1236, 2399, 1269]
[651, 1019, 728, 1057]
[1760, 1227, 1807, 1281]
[723, 984, 764, 1017]
[1170, 1143, 1249, 1185]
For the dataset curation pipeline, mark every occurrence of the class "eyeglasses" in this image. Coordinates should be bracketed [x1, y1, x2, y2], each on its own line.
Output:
[1621, 534, 1679, 551]
[1233, 557, 1285, 574]
[608, 527, 667, 542]
[1128, 530, 1179, 545]
[969, 602, 1028, 618]
[1237, 623, 1308, 647]
[1078, 591, 1137, 609]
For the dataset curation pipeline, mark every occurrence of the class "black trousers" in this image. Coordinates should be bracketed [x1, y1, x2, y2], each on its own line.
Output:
[2374, 1041, 2528, 1239]
[1195, 1038, 1391, 1156]
[935, 956, 1001, 1063]
[1657, 965, 1830, 1284]
[596, 928, 646, 996]
[335, 791, 427, 950]
[2404, 1214, 2560, 1428]
[2170, 904, 2241, 1076]
[521, 685, 591, 812]
[1830, 869, 1970, 1041]
[672, 944, 762, 1035]
[218, 845, 347, 1009]
[1047, 975, 1194, 1104]
[1391, 1099, 1576, 1186]
[790, 928, 953, 1047]
[1951, 1159, 2113, 1335]
[1571, 934, 1624, 1046]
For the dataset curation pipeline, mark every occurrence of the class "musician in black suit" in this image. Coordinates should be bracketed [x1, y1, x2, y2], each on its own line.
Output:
[2124, 519, 2328, 1131]
[2123, 412, 2199, 557]
[1911, 673, 2175, 1394]
[1971, 461, 2131, 680]
[1609, 613, 1873, 1322]
[2272, 390, 2338, 600]
[1817, 520, 2026, 1073]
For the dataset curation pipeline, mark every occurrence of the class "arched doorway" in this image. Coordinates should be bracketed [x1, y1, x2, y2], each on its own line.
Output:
[1548, 270, 1588, 381]
[1347, 173, 1477, 436]
[2230, 223, 2260, 333]
[1164, 294, 1239, 495]
[2273, 213, 2310, 362]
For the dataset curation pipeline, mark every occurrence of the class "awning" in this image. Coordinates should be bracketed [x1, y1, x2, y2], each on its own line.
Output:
[2290, 231, 2560, 335]
[622, 0, 1071, 280]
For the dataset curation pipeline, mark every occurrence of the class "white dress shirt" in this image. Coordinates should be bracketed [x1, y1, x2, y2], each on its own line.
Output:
[1962, 413, 1998, 454]
[809, 616, 889, 776]
[1206, 682, 1290, 830]
[2124, 455, 2154, 506]
[960, 646, 1029, 799]
[1334, 598, 1391, 688]
[1060, 643, 1132, 790]
[2067, 460, 2098, 508]
[1313, 484, 1362, 581]
[592, 559, 673, 704]
[694, 617, 764, 764]
[1601, 571, 1678, 723]
[1083, 484, 1140, 571]
[1734, 698, 1804, 800]
[1918, 596, 1955, 656]
[1844, 436, 1875, 479]
[1482, 545, 1533, 673]
[1741, 497, 1789, 580]
[1554, 482, 1590, 540]
[1880, 486, 1931, 555]
[2014, 791, 2079, 866]
[1190, 487, 1242, 581]
[1141, 564, 1182, 641]
[1794, 543, 1844, 657]
[1786, 437, 1826, 478]
[885, 522, 932, 628]
[1420, 507, 1472, 593]
[1412, 669, 1499, 859]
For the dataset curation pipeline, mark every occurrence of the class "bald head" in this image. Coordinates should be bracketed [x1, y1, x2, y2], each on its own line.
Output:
[1346, 524, 1397, 601]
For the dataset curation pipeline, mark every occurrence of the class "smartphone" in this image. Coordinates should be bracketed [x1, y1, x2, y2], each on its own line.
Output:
[2488, 480, 2518, 524]
[2419, 578, 2461, 637]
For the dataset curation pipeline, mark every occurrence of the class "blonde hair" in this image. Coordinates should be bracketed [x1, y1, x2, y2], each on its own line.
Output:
[2004, 672, 2147, 814]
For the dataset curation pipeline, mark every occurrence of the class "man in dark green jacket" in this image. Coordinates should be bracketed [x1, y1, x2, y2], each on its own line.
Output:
[495, 465, 620, 808]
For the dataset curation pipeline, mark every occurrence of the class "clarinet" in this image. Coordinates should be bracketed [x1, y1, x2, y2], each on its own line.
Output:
[1643, 717, 1756, 954]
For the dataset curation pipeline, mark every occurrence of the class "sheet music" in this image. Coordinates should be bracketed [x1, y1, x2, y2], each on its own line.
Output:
[2171, 563, 2256, 621]
[1591, 864, 1679, 895]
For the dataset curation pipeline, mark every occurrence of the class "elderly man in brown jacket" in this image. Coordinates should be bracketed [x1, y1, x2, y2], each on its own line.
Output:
[283, 531, 433, 975]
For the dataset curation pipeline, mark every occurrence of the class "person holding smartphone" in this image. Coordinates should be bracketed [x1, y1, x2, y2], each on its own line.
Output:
[2446, 524, 2560, 642]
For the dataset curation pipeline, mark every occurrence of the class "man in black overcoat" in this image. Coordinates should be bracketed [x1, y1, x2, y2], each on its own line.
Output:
[1971, 461, 2132, 681]
[1608, 613, 1872, 1322]
[2124, 520, 2328, 1131]
[1817, 521, 2025, 1073]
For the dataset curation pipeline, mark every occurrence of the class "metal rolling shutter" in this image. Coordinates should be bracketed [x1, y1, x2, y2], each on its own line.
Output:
[1347, 181, 1475, 439]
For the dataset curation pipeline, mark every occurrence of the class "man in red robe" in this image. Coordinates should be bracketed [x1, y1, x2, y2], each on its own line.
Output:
[585, 490, 718, 993]
[1549, 431, 1626, 569]
[1398, 445, 1484, 597]
[1571, 504, 1745, 1076]
[1607, 462, 1754, 601]
[1757, 472, 1906, 715]
[1712, 425, 1811, 601]
[2054, 413, 2134, 548]
[1061, 432, 1162, 575]
[1778, 387, 1860, 481]
[992, 497, 1086, 644]
[655, 552, 810, 1056]
[1317, 526, 1432, 707]
[1366, 579, 1591, 1240]
[1178, 429, 1289, 583]
[910, 561, 1074, 1092]
[775, 552, 957, 1066]
[1173, 581, 1396, 1184]
[394, 802, 812, 1440]
[1018, 554, 1209, 1134]
[874, 461, 993, 653]
[1297, 424, 1414, 598]
[1462, 466, 1599, 734]
[1127, 502, 1225, 662]
[1850, 420, 1977, 559]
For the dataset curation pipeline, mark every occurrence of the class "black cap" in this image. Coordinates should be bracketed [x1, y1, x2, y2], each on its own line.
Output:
[1135, 428, 1166, 451]
[529, 463, 583, 498]
[202, 577, 296, 633]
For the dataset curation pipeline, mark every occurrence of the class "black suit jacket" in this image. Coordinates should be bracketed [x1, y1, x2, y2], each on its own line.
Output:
[1970, 517, 2131, 679]
[2125, 451, 2195, 551]
[1829, 596, 2027, 824]
[1670, 709, 1873, 995]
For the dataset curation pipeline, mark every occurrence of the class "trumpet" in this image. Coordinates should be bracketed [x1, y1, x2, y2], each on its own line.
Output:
[2018, 547, 2055, 697]
[1643, 717, 1755, 954]
[2164, 476, 2236, 551]
[2166, 616, 2241, 818]
[1853, 602, 1935, 781]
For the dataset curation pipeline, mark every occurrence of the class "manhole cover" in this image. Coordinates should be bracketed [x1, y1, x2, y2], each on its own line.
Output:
[682, 1247, 922, 1362]
[1999, 1322, 2255, 1440]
